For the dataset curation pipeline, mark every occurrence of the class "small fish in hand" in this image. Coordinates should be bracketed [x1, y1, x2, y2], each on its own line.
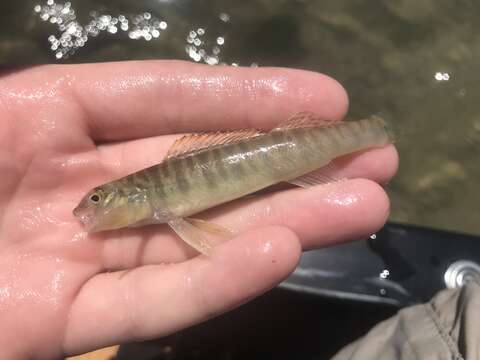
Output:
[73, 112, 394, 255]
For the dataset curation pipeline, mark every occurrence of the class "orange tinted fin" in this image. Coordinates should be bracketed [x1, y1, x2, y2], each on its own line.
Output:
[273, 111, 337, 131]
[186, 218, 237, 237]
[167, 130, 263, 158]
[167, 218, 214, 256]
[287, 162, 345, 188]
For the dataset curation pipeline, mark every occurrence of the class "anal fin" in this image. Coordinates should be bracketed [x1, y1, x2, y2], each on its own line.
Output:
[287, 162, 345, 189]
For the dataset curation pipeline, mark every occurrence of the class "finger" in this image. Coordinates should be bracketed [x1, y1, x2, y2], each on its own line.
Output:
[99, 178, 390, 269]
[64, 226, 301, 355]
[203, 179, 391, 250]
[332, 144, 399, 184]
[61, 60, 348, 141]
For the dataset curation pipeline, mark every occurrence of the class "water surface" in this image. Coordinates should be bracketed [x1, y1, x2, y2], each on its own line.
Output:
[2, 0, 479, 235]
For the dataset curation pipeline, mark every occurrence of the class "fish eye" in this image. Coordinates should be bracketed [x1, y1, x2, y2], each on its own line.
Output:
[89, 193, 101, 203]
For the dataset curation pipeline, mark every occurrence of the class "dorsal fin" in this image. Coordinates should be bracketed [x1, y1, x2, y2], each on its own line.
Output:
[167, 129, 263, 158]
[273, 111, 337, 131]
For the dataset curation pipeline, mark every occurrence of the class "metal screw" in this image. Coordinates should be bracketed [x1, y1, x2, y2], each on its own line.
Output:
[444, 260, 480, 289]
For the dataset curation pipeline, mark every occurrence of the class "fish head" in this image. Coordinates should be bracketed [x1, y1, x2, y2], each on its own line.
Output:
[73, 184, 152, 232]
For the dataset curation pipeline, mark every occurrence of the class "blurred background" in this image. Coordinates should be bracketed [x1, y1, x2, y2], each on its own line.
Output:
[3, 0, 479, 359]
[2, 0, 478, 235]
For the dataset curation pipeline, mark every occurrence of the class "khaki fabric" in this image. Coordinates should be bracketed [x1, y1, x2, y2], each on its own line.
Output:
[332, 280, 480, 360]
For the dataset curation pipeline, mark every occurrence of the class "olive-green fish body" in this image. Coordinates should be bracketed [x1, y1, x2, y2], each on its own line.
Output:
[73, 113, 393, 254]
[133, 117, 389, 220]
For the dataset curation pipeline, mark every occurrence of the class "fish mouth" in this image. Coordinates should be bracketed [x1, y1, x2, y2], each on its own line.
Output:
[73, 206, 98, 232]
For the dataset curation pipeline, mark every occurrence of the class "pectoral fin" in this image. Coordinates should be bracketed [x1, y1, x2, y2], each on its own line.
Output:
[185, 218, 236, 237]
[168, 218, 214, 256]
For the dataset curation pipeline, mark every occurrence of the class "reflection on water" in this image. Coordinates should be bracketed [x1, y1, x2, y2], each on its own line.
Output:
[34, 1, 168, 59]
[1, 0, 479, 235]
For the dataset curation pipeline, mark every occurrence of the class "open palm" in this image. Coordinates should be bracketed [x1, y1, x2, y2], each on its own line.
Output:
[0, 61, 397, 359]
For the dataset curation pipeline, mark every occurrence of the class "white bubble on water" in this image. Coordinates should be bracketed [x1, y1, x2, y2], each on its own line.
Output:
[434, 72, 450, 81]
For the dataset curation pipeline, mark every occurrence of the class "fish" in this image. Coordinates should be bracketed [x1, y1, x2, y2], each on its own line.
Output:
[73, 112, 394, 255]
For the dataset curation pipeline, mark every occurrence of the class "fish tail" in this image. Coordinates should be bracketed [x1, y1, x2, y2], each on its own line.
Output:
[364, 114, 397, 144]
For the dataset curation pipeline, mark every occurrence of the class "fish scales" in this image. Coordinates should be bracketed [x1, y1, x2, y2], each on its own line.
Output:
[123, 117, 391, 218]
[73, 114, 393, 237]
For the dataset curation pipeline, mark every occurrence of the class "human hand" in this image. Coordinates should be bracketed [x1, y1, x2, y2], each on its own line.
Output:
[0, 61, 397, 359]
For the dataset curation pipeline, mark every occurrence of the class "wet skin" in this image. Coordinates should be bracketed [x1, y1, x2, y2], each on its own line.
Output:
[0, 61, 398, 359]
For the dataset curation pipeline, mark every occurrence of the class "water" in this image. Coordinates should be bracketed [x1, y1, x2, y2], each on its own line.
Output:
[2, 0, 479, 235]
